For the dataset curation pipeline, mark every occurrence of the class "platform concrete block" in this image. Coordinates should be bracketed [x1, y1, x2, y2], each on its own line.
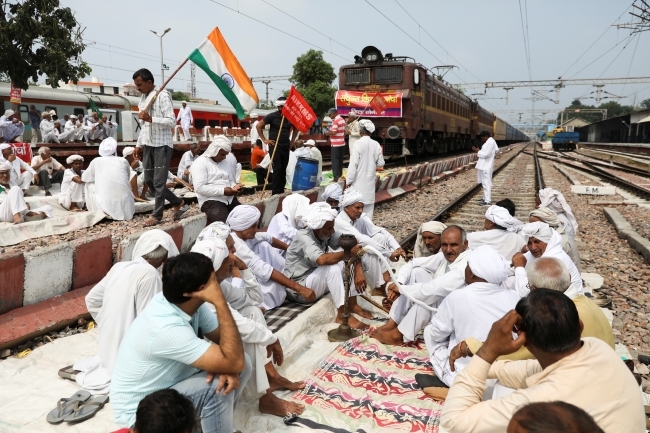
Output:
[0, 252, 25, 315]
[117, 231, 141, 262]
[23, 243, 74, 306]
[71, 234, 113, 290]
[160, 223, 184, 253]
[260, 194, 280, 228]
[180, 213, 207, 252]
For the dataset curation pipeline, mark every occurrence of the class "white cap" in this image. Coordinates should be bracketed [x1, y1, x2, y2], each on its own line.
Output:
[250, 112, 259, 119]
[305, 139, 316, 147]
[69, 114, 77, 119]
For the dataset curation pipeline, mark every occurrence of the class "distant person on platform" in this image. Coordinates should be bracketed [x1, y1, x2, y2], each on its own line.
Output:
[345, 109, 361, 155]
[472, 131, 498, 206]
[191, 136, 243, 225]
[0, 143, 37, 195]
[132, 68, 187, 226]
[0, 161, 51, 223]
[177, 142, 200, 184]
[250, 139, 268, 186]
[82, 138, 135, 220]
[89, 113, 118, 143]
[0, 110, 25, 143]
[31, 147, 65, 197]
[28, 105, 42, 144]
[344, 119, 384, 220]
[248, 112, 260, 148]
[40, 111, 60, 143]
[256, 96, 296, 195]
[59, 155, 86, 212]
[304, 139, 322, 184]
[324, 107, 346, 182]
[176, 101, 193, 141]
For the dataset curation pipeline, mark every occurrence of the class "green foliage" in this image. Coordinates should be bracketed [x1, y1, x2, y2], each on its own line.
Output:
[171, 91, 190, 101]
[641, 98, 650, 110]
[557, 99, 637, 125]
[289, 50, 337, 117]
[0, 0, 91, 90]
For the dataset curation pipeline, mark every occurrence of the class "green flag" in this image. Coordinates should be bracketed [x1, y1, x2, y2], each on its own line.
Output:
[88, 98, 103, 117]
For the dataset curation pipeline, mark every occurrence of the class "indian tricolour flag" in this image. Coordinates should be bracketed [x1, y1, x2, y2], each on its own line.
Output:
[188, 28, 259, 119]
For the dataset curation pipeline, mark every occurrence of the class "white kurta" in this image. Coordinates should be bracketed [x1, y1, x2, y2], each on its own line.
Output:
[0, 185, 28, 222]
[345, 135, 385, 220]
[0, 154, 35, 190]
[249, 120, 259, 146]
[59, 169, 85, 210]
[225, 152, 241, 184]
[82, 156, 135, 220]
[476, 137, 498, 203]
[267, 213, 296, 249]
[347, 120, 361, 156]
[177, 150, 199, 181]
[59, 120, 77, 142]
[231, 232, 286, 310]
[190, 155, 236, 207]
[424, 281, 520, 386]
[176, 106, 193, 140]
[40, 119, 60, 143]
[310, 147, 323, 183]
[467, 229, 526, 261]
[74, 257, 161, 393]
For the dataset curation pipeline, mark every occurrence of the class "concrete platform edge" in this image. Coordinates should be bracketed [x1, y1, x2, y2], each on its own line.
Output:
[603, 207, 650, 263]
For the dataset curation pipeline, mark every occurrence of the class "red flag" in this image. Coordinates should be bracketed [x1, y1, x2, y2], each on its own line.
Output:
[11, 143, 33, 164]
[282, 86, 317, 134]
[369, 91, 387, 115]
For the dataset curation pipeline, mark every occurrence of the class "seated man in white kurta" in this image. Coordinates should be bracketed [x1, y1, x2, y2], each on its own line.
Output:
[395, 221, 448, 288]
[529, 207, 581, 272]
[74, 230, 179, 394]
[424, 245, 520, 387]
[191, 237, 306, 418]
[372, 225, 470, 345]
[39, 111, 60, 143]
[334, 188, 405, 292]
[266, 193, 310, 251]
[467, 205, 526, 262]
[0, 161, 50, 223]
[0, 143, 37, 194]
[59, 155, 86, 212]
[321, 182, 343, 211]
[81, 138, 135, 220]
[285, 202, 372, 329]
[122, 146, 148, 203]
[226, 205, 312, 310]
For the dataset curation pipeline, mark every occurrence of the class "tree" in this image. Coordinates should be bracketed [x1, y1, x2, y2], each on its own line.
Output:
[289, 50, 337, 117]
[171, 91, 190, 101]
[1, 0, 91, 106]
[641, 98, 650, 110]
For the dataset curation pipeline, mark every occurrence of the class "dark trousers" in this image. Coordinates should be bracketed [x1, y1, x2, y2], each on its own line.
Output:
[271, 146, 290, 195]
[38, 169, 64, 190]
[143, 145, 182, 220]
[253, 167, 268, 185]
[201, 198, 240, 225]
[331, 146, 345, 181]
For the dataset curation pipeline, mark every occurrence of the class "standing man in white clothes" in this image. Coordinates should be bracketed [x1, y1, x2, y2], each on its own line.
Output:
[344, 119, 384, 220]
[304, 139, 322, 184]
[472, 131, 498, 206]
[132, 68, 186, 226]
[176, 101, 193, 141]
[248, 112, 260, 148]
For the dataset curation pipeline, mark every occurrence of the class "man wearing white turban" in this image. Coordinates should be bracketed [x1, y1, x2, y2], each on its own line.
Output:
[529, 207, 581, 271]
[177, 142, 200, 183]
[226, 205, 311, 309]
[511, 221, 583, 298]
[267, 193, 310, 251]
[472, 131, 499, 205]
[0, 110, 24, 142]
[191, 135, 243, 225]
[0, 162, 36, 222]
[424, 245, 520, 387]
[284, 202, 371, 328]
[537, 188, 578, 238]
[345, 110, 361, 155]
[467, 205, 526, 261]
[321, 183, 343, 210]
[192, 237, 306, 417]
[39, 111, 60, 143]
[59, 155, 86, 211]
[74, 230, 178, 394]
[0, 143, 37, 194]
[334, 188, 405, 292]
[344, 119, 384, 220]
[82, 138, 135, 220]
[373, 225, 470, 346]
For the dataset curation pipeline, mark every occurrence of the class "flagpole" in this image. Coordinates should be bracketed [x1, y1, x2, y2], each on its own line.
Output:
[141, 58, 189, 113]
[260, 115, 286, 199]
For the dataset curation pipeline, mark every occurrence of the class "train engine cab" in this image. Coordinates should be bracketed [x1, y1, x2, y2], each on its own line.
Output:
[337, 46, 473, 156]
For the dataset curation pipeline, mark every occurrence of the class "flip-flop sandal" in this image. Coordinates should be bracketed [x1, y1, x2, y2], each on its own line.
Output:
[64, 395, 109, 423]
[143, 218, 162, 227]
[46, 390, 92, 424]
[173, 204, 189, 221]
[58, 365, 81, 381]
[415, 373, 449, 389]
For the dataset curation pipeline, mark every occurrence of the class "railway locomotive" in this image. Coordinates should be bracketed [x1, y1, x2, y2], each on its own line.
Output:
[336, 46, 528, 156]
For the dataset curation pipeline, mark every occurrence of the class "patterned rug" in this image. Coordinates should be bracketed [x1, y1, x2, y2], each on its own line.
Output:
[263, 301, 313, 333]
[288, 334, 442, 432]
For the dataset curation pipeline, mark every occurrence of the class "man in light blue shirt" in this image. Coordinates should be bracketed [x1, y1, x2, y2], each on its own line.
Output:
[110, 252, 252, 432]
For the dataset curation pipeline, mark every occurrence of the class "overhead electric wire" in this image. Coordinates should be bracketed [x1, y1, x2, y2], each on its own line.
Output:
[622, 31, 642, 95]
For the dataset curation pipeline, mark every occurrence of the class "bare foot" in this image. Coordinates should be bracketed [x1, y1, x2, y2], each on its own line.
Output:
[336, 313, 369, 330]
[371, 327, 404, 346]
[372, 319, 398, 335]
[259, 391, 305, 417]
[268, 374, 305, 392]
[69, 204, 85, 212]
[12, 214, 23, 224]
[134, 197, 148, 203]
[172, 199, 185, 213]
[351, 302, 374, 320]
[45, 190, 52, 197]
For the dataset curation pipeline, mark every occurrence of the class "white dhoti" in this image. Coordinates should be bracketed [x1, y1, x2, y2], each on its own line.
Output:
[13, 171, 33, 191]
[239, 305, 273, 395]
[0, 186, 28, 222]
[388, 266, 435, 342]
[84, 183, 101, 213]
[58, 128, 76, 142]
[428, 338, 455, 387]
[181, 120, 191, 140]
[477, 169, 492, 203]
[355, 231, 393, 290]
[303, 262, 348, 308]
[59, 181, 85, 210]
[251, 241, 287, 309]
[42, 130, 60, 143]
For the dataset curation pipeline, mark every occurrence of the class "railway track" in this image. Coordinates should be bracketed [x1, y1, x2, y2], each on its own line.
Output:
[398, 142, 539, 250]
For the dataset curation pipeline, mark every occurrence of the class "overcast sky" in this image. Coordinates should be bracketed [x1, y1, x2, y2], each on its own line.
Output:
[65, 0, 649, 124]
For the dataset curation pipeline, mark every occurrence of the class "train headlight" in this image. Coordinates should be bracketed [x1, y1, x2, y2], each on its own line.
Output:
[387, 126, 401, 139]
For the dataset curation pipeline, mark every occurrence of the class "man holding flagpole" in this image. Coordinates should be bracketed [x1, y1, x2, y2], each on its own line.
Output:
[132, 68, 187, 226]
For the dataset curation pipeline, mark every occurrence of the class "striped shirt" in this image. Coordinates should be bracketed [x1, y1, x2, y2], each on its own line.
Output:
[136, 88, 176, 148]
[329, 115, 346, 147]
[110, 292, 218, 427]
